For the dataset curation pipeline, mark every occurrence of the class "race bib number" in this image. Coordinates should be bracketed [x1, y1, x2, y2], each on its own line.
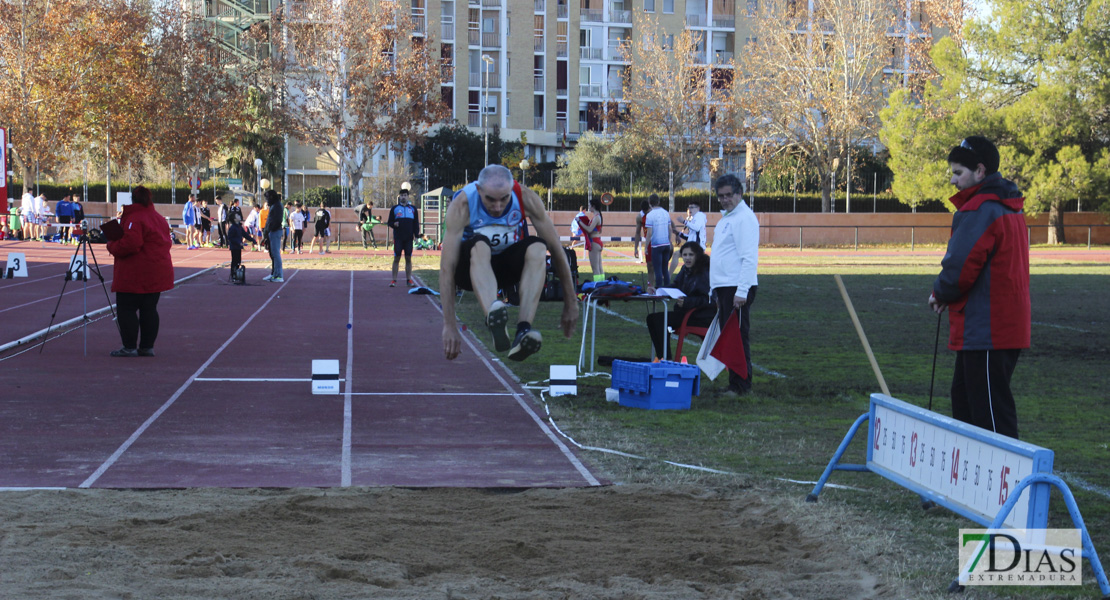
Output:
[475, 224, 521, 255]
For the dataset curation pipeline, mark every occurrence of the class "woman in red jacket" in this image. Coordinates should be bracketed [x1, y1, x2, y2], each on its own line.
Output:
[106, 186, 174, 357]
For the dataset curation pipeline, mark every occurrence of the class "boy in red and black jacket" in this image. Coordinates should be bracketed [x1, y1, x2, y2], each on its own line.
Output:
[928, 136, 1030, 439]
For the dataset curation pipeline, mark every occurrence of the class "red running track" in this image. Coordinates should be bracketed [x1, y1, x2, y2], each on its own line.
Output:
[0, 257, 603, 489]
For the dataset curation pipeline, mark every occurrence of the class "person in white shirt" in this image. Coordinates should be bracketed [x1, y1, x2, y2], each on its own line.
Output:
[244, 202, 261, 251]
[643, 194, 674, 288]
[668, 201, 709, 276]
[21, 193, 37, 240]
[290, 202, 306, 253]
[709, 173, 759, 396]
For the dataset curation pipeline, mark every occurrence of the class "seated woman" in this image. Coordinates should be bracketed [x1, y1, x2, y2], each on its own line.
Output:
[645, 241, 715, 361]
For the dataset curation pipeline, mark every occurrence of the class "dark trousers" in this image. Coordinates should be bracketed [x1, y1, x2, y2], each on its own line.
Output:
[951, 349, 1021, 439]
[293, 230, 304, 251]
[714, 285, 757, 392]
[217, 222, 228, 247]
[647, 308, 714, 360]
[650, 244, 673, 288]
[116, 292, 161, 351]
[230, 247, 242, 273]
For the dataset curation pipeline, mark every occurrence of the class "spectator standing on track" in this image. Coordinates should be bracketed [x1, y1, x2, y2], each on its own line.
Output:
[440, 165, 578, 362]
[55, 195, 74, 243]
[262, 190, 284, 283]
[182, 196, 198, 249]
[282, 202, 292, 252]
[244, 202, 261, 252]
[106, 185, 173, 358]
[199, 199, 214, 246]
[929, 136, 1030, 440]
[309, 202, 331, 255]
[20, 192, 36, 240]
[709, 173, 759, 397]
[227, 212, 248, 277]
[290, 202, 305, 254]
[633, 199, 650, 265]
[644, 194, 674, 289]
[214, 196, 228, 247]
[387, 184, 419, 287]
[228, 197, 244, 225]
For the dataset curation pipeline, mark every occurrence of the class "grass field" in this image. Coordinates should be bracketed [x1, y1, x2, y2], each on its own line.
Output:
[406, 246, 1110, 600]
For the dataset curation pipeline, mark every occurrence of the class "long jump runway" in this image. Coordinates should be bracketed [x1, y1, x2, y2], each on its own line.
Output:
[0, 259, 603, 489]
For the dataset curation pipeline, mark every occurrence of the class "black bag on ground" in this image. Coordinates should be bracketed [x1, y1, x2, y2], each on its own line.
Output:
[541, 246, 579, 301]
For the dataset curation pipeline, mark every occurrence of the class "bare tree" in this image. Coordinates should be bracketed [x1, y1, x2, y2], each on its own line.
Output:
[260, 0, 448, 205]
[734, 0, 901, 211]
[616, 15, 721, 210]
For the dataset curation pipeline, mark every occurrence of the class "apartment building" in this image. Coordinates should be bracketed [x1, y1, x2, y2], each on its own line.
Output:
[204, 0, 937, 193]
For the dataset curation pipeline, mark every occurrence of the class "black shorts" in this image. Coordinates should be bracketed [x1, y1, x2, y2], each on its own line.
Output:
[394, 238, 414, 257]
[454, 235, 545, 292]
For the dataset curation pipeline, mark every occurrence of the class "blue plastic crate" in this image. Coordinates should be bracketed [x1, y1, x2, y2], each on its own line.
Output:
[611, 360, 701, 410]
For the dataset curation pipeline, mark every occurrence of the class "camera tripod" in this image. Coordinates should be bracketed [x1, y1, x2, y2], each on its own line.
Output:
[39, 232, 118, 355]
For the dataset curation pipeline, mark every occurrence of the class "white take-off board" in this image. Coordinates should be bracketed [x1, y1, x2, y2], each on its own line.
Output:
[867, 394, 1054, 529]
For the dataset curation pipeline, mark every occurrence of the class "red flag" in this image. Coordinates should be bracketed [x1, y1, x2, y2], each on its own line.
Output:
[710, 310, 747, 379]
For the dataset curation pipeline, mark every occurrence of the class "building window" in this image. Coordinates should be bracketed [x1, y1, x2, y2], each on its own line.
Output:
[644, 0, 654, 12]
[663, 0, 673, 12]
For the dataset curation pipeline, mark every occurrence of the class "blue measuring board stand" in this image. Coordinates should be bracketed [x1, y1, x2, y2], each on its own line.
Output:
[807, 393, 1109, 598]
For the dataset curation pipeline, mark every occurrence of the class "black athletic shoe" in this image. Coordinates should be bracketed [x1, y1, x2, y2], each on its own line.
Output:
[110, 348, 138, 357]
[486, 301, 511, 352]
[508, 329, 542, 362]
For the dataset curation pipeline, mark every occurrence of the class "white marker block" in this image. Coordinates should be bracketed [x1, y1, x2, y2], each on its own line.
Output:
[549, 365, 577, 397]
[312, 359, 340, 395]
[4, 252, 28, 278]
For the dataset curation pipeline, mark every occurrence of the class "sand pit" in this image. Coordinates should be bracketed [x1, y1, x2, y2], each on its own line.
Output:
[0, 485, 899, 599]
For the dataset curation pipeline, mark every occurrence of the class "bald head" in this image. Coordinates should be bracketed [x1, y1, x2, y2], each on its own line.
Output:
[475, 165, 515, 216]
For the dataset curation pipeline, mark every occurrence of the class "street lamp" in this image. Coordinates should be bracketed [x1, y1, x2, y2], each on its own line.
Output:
[254, 158, 263, 198]
[482, 54, 494, 166]
[520, 158, 530, 186]
[830, 157, 840, 214]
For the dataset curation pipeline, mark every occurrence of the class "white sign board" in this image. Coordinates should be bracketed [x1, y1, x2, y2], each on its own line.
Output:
[67, 254, 90, 281]
[5, 252, 28, 278]
[116, 192, 132, 213]
[549, 365, 577, 396]
[311, 359, 340, 395]
[867, 394, 1053, 529]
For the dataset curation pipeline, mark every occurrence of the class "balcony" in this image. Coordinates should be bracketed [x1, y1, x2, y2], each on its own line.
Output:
[712, 15, 735, 27]
[535, 0, 544, 10]
[557, 4, 567, 18]
[468, 111, 481, 126]
[712, 50, 733, 62]
[690, 50, 706, 63]
[534, 75, 545, 91]
[608, 87, 624, 99]
[579, 46, 603, 60]
[610, 9, 631, 22]
[556, 118, 568, 134]
[534, 116, 545, 129]
[441, 22, 454, 40]
[482, 0, 501, 5]
[440, 64, 455, 82]
[581, 8, 602, 21]
[534, 36, 545, 51]
[482, 32, 500, 47]
[556, 86, 568, 96]
[579, 83, 602, 97]
[686, 13, 706, 26]
[412, 15, 426, 34]
[468, 28, 480, 44]
[468, 72, 500, 87]
[556, 42, 568, 57]
[607, 44, 627, 61]
[579, 119, 589, 132]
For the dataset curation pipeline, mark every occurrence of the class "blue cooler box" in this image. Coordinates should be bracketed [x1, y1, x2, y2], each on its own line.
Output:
[611, 360, 701, 410]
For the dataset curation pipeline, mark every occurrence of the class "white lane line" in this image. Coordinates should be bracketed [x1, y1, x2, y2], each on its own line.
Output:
[341, 270, 354, 487]
[79, 270, 301, 488]
[194, 378, 345, 383]
[348, 392, 514, 396]
[421, 292, 602, 487]
[1032, 321, 1091, 333]
[0, 276, 116, 315]
[0, 487, 68, 492]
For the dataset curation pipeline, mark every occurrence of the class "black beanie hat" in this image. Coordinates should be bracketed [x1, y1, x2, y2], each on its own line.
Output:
[947, 136, 1000, 175]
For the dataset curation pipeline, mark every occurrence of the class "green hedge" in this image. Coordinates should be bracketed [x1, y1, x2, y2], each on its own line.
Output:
[8, 181, 230, 204]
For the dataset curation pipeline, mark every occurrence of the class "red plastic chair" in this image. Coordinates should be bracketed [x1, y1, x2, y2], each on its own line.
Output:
[674, 310, 710, 359]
